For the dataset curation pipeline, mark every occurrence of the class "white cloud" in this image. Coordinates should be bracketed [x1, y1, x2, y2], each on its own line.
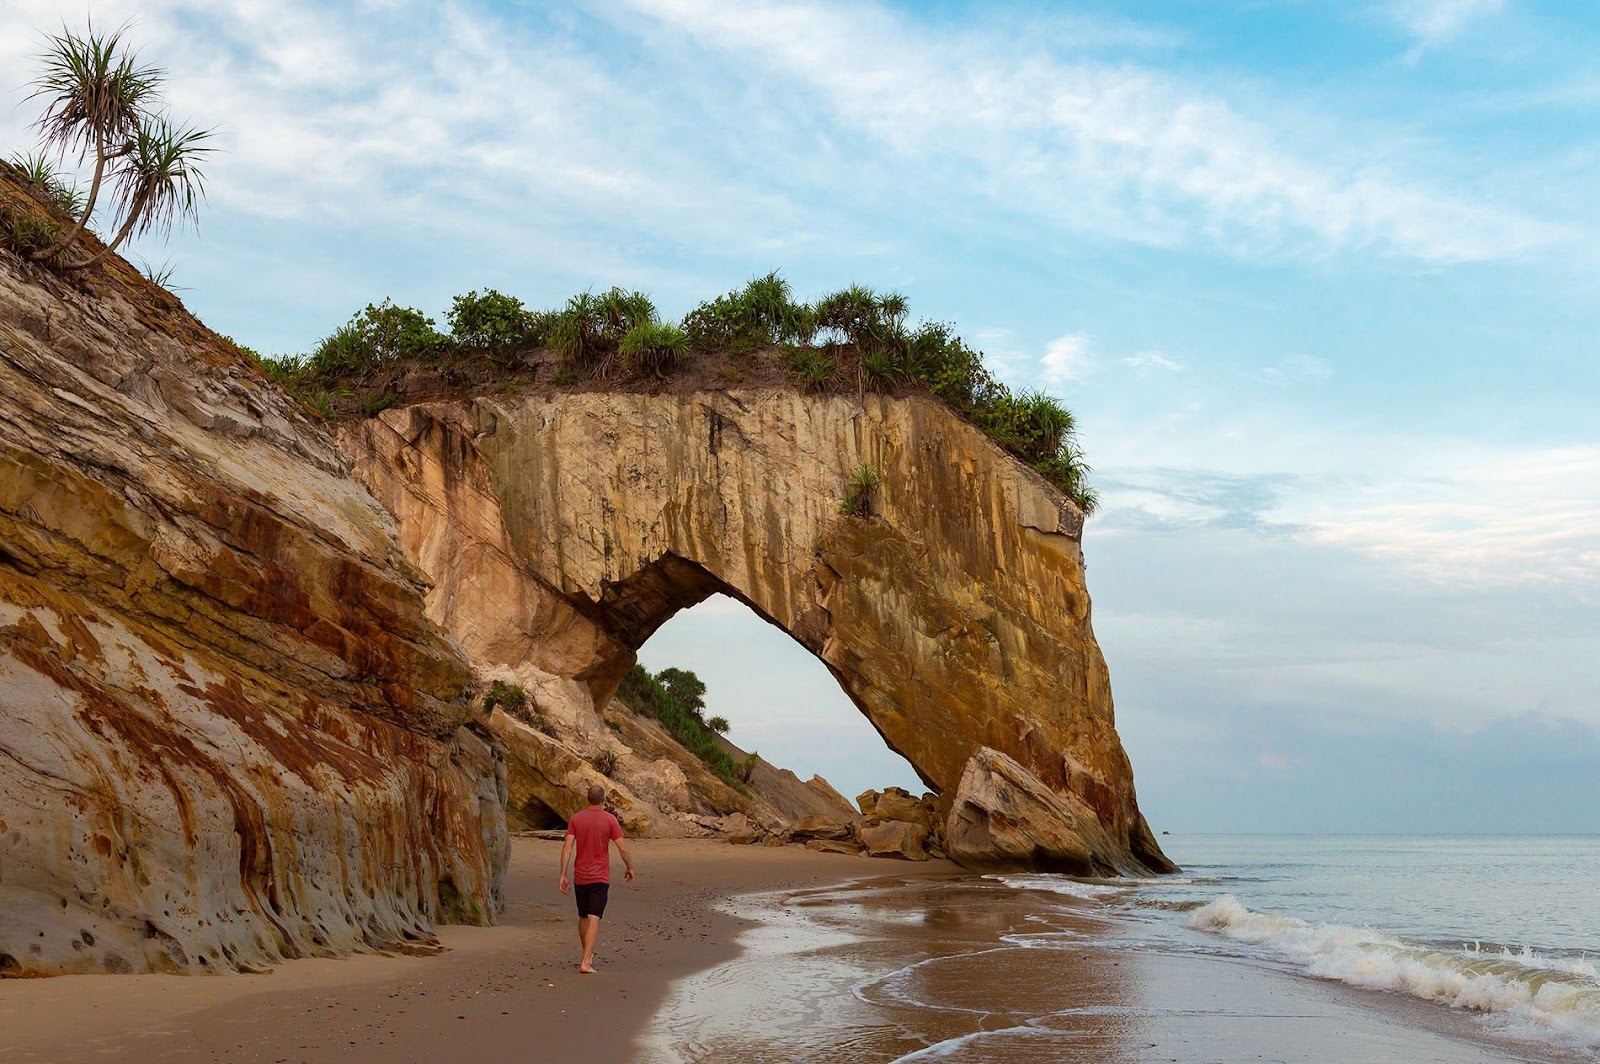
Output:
[1391, 0, 1505, 53]
[1041, 333, 1093, 385]
[1290, 443, 1600, 588]
[619, 0, 1564, 263]
[1124, 351, 1184, 375]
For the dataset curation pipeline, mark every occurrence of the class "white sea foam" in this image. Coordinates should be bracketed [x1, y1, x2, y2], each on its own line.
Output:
[1187, 895, 1600, 1053]
[987, 873, 1124, 900]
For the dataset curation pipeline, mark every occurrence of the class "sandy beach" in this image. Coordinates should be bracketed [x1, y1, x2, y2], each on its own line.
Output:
[4, 834, 1566, 1063]
[0, 837, 958, 1063]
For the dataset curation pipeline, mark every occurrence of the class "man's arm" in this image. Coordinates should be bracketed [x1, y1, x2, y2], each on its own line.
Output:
[558, 834, 575, 893]
[614, 837, 636, 882]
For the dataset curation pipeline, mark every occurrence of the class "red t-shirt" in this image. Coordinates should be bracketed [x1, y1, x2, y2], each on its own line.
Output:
[566, 806, 623, 885]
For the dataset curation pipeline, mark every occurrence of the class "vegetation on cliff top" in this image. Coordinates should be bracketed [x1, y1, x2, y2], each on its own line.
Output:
[251, 276, 1100, 514]
[616, 664, 755, 790]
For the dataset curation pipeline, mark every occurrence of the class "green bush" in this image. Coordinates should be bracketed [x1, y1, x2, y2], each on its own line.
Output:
[682, 271, 814, 355]
[11, 152, 83, 219]
[448, 288, 539, 363]
[616, 664, 746, 789]
[706, 715, 730, 733]
[483, 679, 528, 716]
[783, 345, 835, 388]
[0, 199, 61, 256]
[282, 274, 1102, 515]
[309, 300, 446, 376]
[619, 321, 688, 378]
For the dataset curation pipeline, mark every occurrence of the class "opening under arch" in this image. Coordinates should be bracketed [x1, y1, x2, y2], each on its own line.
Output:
[634, 593, 924, 803]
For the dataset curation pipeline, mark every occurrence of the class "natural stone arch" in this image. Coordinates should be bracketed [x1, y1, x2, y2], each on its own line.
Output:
[342, 389, 1173, 875]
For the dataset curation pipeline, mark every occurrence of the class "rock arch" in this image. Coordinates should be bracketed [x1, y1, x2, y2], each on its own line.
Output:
[342, 389, 1173, 875]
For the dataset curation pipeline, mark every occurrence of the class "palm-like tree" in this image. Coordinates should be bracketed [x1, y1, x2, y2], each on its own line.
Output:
[27, 23, 161, 261]
[67, 117, 214, 270]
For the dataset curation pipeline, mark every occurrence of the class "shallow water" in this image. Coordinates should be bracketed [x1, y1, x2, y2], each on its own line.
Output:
[643, 835, 1598, 1062]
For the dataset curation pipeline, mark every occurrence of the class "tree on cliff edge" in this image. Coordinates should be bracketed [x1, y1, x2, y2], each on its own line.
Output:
[23, 22, 214, 269]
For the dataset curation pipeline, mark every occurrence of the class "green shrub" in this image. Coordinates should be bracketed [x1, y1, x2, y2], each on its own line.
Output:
[682, 271, 813, 355]
[0, 200, 61, 256]
[616, 664, 746, 789]
[858, 346, 903, 390]
[448, 288, 538, 363]
[783, 345, 835, 388]
[11, 152, 83, 219]
[619, 321, 688, 378]
[839, 464, 880, 517]
[549, 291, 605, 370]
[310, 300, 446, 376]
[359, 392, 400, 416]
[739, 752, 759, 783]
[302, 388, 345, 419]
[482, 680, 528, 716]
[706, 715, 730, 733]
[551, 366, 581, 386]
[814, 284, 904, 348]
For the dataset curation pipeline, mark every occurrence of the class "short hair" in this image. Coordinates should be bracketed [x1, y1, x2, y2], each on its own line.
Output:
[587, 783, 605, 805]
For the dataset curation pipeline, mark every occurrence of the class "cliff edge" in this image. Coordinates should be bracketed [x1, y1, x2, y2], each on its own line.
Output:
[0, 175, 508, 976]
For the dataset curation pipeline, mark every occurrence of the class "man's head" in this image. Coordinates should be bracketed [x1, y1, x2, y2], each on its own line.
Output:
[587, 783, 605, 806]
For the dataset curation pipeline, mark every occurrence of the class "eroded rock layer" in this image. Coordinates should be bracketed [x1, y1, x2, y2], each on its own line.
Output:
[342, 393, 1172, 875]
[0, 205, 507, 975]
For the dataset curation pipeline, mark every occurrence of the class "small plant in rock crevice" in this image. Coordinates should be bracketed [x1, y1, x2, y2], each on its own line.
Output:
[839, 464, 881, 518]
[481, 679, 528, 717]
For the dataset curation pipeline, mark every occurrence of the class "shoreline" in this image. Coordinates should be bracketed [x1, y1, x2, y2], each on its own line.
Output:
[0, 837, 958, 1063]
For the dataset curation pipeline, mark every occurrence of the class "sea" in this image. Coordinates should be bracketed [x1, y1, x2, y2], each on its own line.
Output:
[643, 834, 1600, 1062]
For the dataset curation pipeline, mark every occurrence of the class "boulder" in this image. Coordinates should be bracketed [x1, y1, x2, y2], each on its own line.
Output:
[719, 812, 760, 845]
[870, 786, 933, 826]
[788, 814, 852, 841]
[946, 748, 1136, 875]
[858, 819, 931, 861]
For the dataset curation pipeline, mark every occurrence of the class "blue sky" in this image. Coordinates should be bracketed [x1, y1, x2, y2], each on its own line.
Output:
[4, 0, 1596, 832]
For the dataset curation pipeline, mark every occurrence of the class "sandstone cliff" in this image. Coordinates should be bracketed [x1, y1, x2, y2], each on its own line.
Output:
[341, 392, 1173, 876]
[0, 179, 508, 976]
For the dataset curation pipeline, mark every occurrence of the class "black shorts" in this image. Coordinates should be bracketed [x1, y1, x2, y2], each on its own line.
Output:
[574, 882, 609, 919]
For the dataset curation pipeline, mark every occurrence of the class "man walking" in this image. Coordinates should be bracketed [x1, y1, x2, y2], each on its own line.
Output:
[558, 783, 635, 973]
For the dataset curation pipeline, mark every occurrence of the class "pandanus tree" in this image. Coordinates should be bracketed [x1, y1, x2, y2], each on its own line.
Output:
[68, 117, 214, 270]
[22, 22, 213, 269]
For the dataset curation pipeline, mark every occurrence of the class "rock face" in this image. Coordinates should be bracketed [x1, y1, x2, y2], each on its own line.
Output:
[0, 180, 507, 975]
[341, 392, 1172, 875]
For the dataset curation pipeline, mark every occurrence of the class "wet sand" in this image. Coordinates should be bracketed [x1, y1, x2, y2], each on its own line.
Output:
[0, 838, 1561, 1063]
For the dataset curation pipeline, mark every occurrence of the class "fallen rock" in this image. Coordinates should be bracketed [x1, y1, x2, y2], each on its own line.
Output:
[788, 814, 852, 841]
[946, 748, 1134, 875]
[720, 812, 759, 845]
[858, 819, 931, 861]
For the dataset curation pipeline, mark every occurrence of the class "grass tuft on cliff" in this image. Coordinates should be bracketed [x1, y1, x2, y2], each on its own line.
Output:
[246, 273, 1100, 515]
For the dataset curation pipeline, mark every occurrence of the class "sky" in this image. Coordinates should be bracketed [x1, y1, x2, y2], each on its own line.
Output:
[2, 0, 1596, 833]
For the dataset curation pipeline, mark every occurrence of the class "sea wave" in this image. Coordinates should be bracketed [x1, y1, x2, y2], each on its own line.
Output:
[1187, 895, 1600, 1054]
[987, 874, 1124, 900]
